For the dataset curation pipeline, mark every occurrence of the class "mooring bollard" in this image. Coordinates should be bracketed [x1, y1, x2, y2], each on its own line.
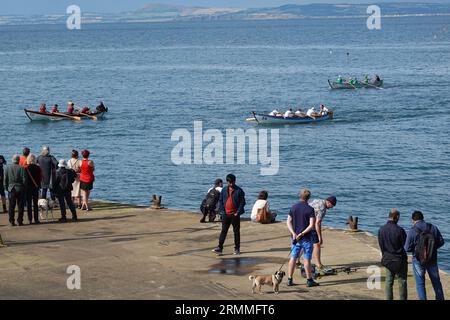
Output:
[150, 195, 163, 209]
[346, 215, 359, 232]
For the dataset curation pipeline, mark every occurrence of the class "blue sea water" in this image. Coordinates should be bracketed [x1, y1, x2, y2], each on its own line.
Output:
[0, 17, 449, 270]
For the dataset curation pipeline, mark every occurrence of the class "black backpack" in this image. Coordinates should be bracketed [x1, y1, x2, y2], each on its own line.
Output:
[414, 223, 436, 266]
[59, 169, 76, 192]
[204, 188, 220, 210]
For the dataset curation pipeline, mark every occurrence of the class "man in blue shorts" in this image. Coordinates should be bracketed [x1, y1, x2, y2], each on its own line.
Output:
[286, 188, 319, 287]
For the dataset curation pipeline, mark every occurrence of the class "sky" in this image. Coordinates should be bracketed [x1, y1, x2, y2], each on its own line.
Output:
[1, 0, 449, 15]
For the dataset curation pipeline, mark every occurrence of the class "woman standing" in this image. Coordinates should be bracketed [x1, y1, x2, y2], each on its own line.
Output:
[25, 154, 42, 224]
[67, 150, 82, 209]
[0, 155, 7, 214]
[79, 150, 95, 211]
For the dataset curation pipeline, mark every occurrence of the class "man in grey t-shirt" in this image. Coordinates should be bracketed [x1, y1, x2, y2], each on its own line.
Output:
[308, 196, 337, 270]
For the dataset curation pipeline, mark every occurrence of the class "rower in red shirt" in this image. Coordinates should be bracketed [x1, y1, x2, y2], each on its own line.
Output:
[67, 101, 75, 114]
[80, 106, 90, 114]
[39, 103, 47, 113]
[51, 104, 59, 113]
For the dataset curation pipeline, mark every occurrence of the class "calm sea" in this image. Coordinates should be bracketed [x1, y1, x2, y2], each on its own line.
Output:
[0, 17, 449, 270]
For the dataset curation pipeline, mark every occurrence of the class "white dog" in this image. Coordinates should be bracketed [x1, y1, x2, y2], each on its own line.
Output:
[38, 199, 56, 221]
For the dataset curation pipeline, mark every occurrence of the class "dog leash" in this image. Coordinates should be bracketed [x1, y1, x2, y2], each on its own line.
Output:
[277, 238, 299, 272]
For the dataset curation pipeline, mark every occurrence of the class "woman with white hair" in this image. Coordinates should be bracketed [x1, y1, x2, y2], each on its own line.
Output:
[24, 154, 43, 224]
[37, 146, 58, 200]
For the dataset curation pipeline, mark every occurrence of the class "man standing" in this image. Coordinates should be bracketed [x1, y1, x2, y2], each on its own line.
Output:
[212, 174, 245, 255]
[378, 209, 408, 300]
[4, 155, 25, 226]
[405, 211, 445, 300]
[54, 160, 78, 222]
[0, 155, 7, 214]
[37, 146, 58, 200]
[308, 195, 337, 271]
[287, 189, 319, 287]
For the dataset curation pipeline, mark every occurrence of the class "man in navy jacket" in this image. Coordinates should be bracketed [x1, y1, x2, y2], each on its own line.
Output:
[212, 174, 246, 255]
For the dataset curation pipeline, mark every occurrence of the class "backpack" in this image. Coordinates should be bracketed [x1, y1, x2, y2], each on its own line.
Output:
[256, 205, 271, 224]
[59, 169, 76, 192]
[204, 188, 220, 210]
[414, 223, 436, 266]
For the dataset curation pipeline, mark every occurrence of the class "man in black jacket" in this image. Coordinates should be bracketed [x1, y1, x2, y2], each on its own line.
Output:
[378, 208, 408, 300]
[212, 174, 245, 255]
[54, 160, 77, 222]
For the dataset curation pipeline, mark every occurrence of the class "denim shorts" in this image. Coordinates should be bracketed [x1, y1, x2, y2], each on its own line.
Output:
[310, 230, 319, 244]
[291, 238, 313, 260]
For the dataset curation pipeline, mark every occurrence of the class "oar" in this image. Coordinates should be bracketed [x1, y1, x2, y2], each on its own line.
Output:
[79, 112, 97, 120]
[363, 81, 383, 90]
[345, 81, 357, 89]
[52, 112, 81, 121]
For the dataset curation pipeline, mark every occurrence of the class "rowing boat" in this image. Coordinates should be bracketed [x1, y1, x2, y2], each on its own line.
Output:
[24, 109, 107, 121]
[251, 111, 333, 125]
[328, 79, 383, 89]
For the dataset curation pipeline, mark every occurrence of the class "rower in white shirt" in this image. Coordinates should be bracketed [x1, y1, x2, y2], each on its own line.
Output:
[319, 104, 329, 115]
[306, 107, 316, 117]
[269, 108, 280, 116]
[294, 108, 305, 117]
[284, 108, 294, 118]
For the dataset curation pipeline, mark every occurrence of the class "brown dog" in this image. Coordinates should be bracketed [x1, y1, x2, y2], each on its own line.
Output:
[249, 270, 285, 294]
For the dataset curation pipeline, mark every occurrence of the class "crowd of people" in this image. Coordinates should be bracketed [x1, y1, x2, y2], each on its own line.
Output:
[269, 104, 330, 118]
[199, 174, 445, 299]
[0, 146, 95, 225]
[38, 101, 107, 115]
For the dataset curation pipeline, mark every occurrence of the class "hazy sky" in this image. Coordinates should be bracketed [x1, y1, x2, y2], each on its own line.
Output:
[1, 0, 449, 15]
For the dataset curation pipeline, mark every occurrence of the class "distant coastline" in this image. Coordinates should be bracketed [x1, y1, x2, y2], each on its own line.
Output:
[1, 2, 450, 26]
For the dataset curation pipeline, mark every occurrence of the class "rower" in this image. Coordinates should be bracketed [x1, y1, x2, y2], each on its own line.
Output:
[364, 75, 370, 84]
[375, 74, 381, 82]
[96, 101, 107, 112]
[80, 106, 91, 114]
[337, 75, 343, 84]
[39, 103, 47, 113]
[319, 104, 329, 116]
[67, 102, 75, 114]
[269, 108, 280, 116]
[307, 107, 318, 117]
[51, 104, 59, 113]
[284, 108, 294, 118]
[294, 108, 304, 117]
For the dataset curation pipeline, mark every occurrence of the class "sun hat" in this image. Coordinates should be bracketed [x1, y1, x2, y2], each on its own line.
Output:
[58, 159, 66, 168]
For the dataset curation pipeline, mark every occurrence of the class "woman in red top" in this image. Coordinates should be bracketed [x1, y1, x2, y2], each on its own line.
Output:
[79, 149, 95, 211]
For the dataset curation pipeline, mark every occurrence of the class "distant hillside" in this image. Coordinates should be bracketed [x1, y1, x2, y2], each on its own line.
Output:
[1, 3, 450, 25]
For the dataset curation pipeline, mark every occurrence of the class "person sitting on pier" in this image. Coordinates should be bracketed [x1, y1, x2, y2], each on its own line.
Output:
[80, 106, 91, 114]
[51, 104, 59, 113]
[284, 108, 294, 118]
[269, 108, 280, 116]
[251, 190, 277, 224]
[39, 103, 47, 113]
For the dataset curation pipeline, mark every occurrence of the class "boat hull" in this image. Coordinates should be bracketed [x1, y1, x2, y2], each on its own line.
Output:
[252, 112, 333, 125]
[328, 79, 383, 89]
[24, 109, 107, 121]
